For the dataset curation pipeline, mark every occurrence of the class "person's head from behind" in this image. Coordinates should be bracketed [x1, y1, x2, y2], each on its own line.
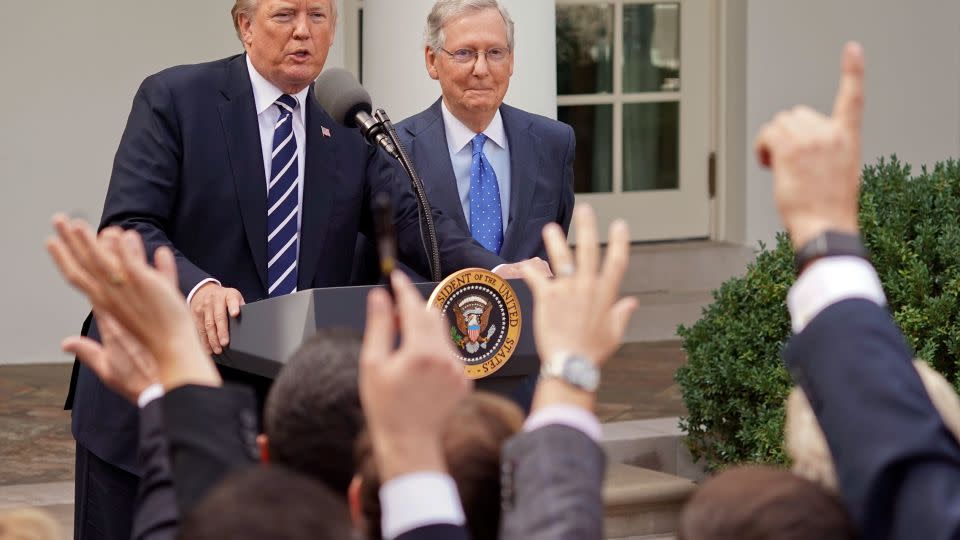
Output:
[352, 392, 524, 540]
[678, 466, 856, 540]
[0, 508, 61, 540]
[232, 0, 338, 94]
[260, 329, 363, 496]
[178, 465, 353, 540]
[424, 0, 515, 130]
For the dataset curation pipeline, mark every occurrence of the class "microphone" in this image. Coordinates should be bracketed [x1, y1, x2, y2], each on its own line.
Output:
[313, 68, 398, 158]
[311, 68, 443, 282]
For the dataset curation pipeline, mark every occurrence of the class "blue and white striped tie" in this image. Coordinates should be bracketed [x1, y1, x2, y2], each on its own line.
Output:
[267, 94, 300, 297]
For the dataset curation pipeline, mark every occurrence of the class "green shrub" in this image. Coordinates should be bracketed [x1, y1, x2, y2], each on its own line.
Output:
[676, 157, 960, 472]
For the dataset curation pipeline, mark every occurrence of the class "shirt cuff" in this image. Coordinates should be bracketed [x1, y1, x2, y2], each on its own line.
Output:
[787, 256, 886, 334]
[137, 383, 165, 409]
[492, 264, 506, 273]
[380, 472, 465, 540]
[524, 404, 602, 442]
[186, 278, 221, 306]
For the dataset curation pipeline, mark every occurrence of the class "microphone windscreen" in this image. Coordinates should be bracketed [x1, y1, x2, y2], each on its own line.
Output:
[313, 68, 373, 127]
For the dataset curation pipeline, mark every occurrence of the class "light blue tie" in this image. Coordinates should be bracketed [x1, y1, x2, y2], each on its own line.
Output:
[267, 94, 300, 297]
[469, 133, 503, 254]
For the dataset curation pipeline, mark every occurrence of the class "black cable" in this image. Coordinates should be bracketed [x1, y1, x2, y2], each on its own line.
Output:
[374, 109, 442, 282]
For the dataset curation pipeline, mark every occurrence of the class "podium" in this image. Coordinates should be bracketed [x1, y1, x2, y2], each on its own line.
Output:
[215, 280, 539, 397]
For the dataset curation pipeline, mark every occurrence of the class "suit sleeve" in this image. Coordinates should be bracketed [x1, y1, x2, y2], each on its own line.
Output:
[396, 525, 469, 540]
[500, 425, 606, 540]
[161, 384, 260, 514]
[131, 400, 178, 540]
[100, 76, 211, 297]
[364, 149, 505, 279]
[785, 298, 960, 540]
[557, 124, 576, 235]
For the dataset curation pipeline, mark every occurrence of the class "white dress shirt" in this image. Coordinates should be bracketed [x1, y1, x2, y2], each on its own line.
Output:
[787, 256, 886, 333]
[441, 101, 511, 234]
[187, 56, 310, 303]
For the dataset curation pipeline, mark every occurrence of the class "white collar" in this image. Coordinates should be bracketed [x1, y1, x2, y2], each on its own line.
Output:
[246, 54, 310, 124]
[440, 100, 508, 154]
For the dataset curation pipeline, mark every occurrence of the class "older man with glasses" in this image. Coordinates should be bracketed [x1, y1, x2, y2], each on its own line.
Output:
[355, 1, 576, 411]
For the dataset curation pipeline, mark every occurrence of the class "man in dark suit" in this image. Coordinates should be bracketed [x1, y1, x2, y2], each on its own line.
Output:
[758, 42, 960, 540]
[414, 0, 574, 260]
[355, 0, 574, 286]
[65, 1, 548, 538]
[398, 0, 576, 409]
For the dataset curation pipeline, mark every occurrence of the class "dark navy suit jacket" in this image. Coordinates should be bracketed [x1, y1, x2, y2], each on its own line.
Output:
[353, 99, 575, 284]
[67, 54, 505, 473]
[785, 298, 960, 540]
[401, 99, 575, 261]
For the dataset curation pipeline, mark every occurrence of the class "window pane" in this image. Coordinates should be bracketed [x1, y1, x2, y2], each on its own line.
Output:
[624, 3, 681, 93]
[556, 4, 614, 95]
[558, 105, 613, 194]
[623, 102, 679, 191]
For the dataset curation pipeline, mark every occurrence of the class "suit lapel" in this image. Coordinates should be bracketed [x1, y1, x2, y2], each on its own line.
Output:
[297, 89, 340, 291]
[500, 105, 541, 259]
[409, 100, 470, 232]
[218, 56, 269, 292]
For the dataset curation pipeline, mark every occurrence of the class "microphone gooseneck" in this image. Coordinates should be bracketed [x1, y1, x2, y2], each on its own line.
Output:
[312, 69, 442, 282]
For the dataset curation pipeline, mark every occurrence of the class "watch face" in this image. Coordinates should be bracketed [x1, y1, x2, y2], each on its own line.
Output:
[565, 357, 600, 390]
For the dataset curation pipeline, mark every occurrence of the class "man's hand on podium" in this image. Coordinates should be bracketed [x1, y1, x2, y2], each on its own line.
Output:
[493, 256, 553, 279]
[190, 282, 244, 355]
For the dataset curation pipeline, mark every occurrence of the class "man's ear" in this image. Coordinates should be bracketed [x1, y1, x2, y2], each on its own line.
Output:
[348, 475, 364, 529]
[257, 433, 269, 463]
[425, 47, 440, 81]
[239, 12, 255, 47]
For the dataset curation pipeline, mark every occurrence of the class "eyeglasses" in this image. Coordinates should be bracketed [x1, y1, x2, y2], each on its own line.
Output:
[439, 47, 511, 64]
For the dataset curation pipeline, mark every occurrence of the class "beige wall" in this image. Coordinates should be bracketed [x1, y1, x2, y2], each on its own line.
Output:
[0, 1, 346, 365]
[741, 0, 960, 247]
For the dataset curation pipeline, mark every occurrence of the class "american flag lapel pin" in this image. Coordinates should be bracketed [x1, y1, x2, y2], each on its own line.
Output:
[321, 126, 332, 138]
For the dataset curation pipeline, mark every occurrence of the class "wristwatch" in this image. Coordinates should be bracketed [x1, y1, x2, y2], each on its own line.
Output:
[541, 353, 600, 393]
[793, 230, 868, 274]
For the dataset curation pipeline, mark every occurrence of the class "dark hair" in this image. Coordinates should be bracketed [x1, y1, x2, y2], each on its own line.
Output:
[264, 329, 363, 495]
[678, 466, 858, 540]
[177, 465, 353, 540]
[357, 392, 524, 540]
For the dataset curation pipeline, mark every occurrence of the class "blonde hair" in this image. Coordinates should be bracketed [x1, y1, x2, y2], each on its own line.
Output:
[0, 508, 61, 540]
[786, 359, 960, 492]
[231, 0, 338, 41]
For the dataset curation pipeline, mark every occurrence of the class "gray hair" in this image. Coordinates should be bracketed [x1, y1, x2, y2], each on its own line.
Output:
[425, 0, 515, 52]
[231, 0, 338, 41]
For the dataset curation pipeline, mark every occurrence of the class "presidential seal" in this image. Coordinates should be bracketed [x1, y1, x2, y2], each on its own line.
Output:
[428, 268, 522, 379]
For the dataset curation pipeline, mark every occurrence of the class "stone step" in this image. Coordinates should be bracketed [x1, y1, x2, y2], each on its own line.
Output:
[622, 290, 714, 343]
[602, 417, 704, 483]
[604, 463, 694, 540]
[621, 241, 754, 296]
[616, 241, 754, 344]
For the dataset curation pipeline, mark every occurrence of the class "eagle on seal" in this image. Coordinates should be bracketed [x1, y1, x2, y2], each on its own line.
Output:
[453, 299, 496, 354]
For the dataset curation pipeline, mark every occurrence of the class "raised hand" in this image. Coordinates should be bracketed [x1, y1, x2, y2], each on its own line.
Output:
[755, 42, 865, 249]
[62, 310, 159, 404]
[47, 216, 220, 390]
[359, 271, 471, 481]
[522, 205, 638, 370]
